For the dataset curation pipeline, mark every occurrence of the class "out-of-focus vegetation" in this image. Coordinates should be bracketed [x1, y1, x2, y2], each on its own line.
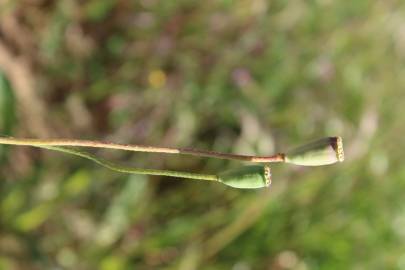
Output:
[0, 0, 405, 269]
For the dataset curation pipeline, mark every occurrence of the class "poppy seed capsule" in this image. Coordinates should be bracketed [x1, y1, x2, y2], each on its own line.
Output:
[218, 165, 271, 189]
[284, 136, 344, 166]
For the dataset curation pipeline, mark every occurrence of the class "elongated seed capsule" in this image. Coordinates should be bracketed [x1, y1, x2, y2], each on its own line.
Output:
[218, 165, 271, 189]
[284, 136, 344, 166]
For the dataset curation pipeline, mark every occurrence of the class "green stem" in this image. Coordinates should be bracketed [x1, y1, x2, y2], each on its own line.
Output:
[0, 137, 285, 163]
[38, 146, 219, 182]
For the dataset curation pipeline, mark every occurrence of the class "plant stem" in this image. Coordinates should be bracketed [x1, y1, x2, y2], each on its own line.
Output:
[39, 146, 219, 182]
[0, 137, 285, 163]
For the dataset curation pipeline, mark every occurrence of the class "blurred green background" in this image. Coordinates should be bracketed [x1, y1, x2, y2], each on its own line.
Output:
[0, 0, 404, 269]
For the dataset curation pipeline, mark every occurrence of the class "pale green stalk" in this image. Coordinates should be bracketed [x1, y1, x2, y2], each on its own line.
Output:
[38, 145, 219, 182]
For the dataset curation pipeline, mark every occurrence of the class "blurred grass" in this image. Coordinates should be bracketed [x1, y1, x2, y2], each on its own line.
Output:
[1, 0, 405, 269]
[0, 72, 15, 162]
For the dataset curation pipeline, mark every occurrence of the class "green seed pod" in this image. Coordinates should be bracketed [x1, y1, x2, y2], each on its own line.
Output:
[218, 165, 271, 189]
[284, 136, 344, 166]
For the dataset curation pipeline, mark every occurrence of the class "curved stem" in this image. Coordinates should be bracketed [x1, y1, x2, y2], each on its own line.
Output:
[39, 146, 219, 182]
[0, 137, 285, 163]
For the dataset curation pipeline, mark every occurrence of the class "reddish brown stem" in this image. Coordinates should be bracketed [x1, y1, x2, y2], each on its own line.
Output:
[0, 137, 285, 163]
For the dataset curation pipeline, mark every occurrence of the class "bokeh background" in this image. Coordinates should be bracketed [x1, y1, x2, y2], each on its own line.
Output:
[1, 0, 404, 269]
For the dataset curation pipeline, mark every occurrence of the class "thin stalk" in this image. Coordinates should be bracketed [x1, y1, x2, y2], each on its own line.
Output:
[38, 145, 219, 182]
[0, 137, 285, 163]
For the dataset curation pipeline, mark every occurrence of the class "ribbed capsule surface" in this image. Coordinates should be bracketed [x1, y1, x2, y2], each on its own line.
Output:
[218, 165, 271, 189]
[284, 137, 344, 166]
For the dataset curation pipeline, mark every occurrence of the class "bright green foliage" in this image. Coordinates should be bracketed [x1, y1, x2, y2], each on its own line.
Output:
[0, 72, 15, 162]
